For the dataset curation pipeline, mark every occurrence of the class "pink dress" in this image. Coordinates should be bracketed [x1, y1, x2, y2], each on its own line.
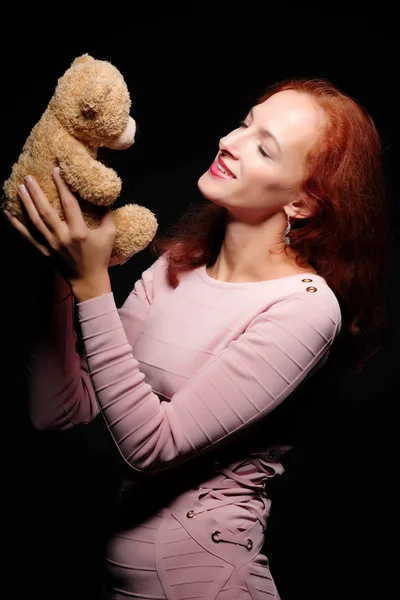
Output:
[28, 255, 341, 599]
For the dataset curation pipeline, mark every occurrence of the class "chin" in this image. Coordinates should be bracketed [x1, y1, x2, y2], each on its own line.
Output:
[197, 169, 208, 187]
[197, 171, 222, 202]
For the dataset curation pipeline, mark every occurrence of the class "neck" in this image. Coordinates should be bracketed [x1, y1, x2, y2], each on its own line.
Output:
[207, 213, 314, 283]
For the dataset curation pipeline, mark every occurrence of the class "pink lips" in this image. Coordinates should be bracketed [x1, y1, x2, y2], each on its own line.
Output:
[209, 155, 236, 179]
[218, 155, 235, 176]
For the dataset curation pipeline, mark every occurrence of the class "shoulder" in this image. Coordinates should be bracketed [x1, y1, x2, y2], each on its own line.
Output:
[142, 252, 168, 280]
[255, 275, 342, 342]
[291, 274, 340, 316]
[135, 253, 171, 300]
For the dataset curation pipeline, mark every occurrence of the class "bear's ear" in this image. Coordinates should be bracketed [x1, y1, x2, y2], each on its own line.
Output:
[71, 54, 94, 67]
[80, 102, 98, 120]
[79, 75, 111, 119]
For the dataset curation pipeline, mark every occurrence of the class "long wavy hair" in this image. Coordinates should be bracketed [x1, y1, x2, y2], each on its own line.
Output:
[151, 78, 390, 373]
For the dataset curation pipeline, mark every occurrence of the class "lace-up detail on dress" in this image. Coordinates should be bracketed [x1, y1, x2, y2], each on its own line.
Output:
[170, 447, 290, 554]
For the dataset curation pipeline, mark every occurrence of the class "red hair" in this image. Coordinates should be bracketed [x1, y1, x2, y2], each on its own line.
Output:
[152, 78, 389, 373]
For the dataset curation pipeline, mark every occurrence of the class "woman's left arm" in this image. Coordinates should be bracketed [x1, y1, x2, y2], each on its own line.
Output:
[77, 289, 341, 474]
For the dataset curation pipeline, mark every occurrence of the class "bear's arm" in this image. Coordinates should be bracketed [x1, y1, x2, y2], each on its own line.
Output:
[54, 130, 122, 206]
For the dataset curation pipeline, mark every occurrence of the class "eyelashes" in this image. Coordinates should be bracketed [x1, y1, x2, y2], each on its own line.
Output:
[258, 146, 271, 159]
[237, 121, 271, 159]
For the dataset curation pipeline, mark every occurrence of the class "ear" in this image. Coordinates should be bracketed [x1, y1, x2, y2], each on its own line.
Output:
[284, 195, 317, 220]
[80, 103, 98, 120]
[79, 74, 111, 119]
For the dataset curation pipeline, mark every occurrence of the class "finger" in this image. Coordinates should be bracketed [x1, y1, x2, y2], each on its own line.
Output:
[3, 210, 51, 256]
[53, 167, 87, 233]
[18, 182, 55, 244]
[24, 175, 64, 235]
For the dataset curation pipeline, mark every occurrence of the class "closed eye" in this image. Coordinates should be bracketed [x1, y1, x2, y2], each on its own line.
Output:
[238, 121, 272, 159]
[258, 146, 272, 159]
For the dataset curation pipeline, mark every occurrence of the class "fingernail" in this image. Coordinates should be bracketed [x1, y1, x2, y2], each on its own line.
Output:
[3, 209, 11, 218]
[25, 175, 33, 184]
[54, 167, 60, 175]
[18, 184, 27, 194]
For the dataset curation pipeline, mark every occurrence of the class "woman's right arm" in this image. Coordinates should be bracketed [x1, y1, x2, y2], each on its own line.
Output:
[27, 268, 99, 430]
[28, 256, 164, 430]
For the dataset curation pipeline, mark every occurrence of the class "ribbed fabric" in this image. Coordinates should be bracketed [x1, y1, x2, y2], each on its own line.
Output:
[28, 254, 341, 599]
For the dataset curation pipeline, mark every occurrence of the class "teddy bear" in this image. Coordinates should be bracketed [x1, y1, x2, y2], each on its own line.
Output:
[1, 53, 158, 261]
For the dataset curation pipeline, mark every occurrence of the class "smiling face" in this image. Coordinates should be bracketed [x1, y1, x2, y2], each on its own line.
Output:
[197, 89, 324, 222]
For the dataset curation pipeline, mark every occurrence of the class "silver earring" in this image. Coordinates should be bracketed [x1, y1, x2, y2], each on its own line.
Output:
[283, 214, 291, 246]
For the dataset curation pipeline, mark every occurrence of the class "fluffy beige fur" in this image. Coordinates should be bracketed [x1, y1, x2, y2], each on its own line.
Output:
[2, 54, 158, 260]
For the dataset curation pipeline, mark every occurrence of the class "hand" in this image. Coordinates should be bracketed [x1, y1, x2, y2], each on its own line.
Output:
[3, 168, 116, 301]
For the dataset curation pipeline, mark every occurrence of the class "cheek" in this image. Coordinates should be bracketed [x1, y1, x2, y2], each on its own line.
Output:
[243, 164, 284, 193]
[241, 164, 298, 210]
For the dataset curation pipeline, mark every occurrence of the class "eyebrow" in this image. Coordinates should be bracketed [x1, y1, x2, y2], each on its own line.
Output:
[249, 108, 281, 155]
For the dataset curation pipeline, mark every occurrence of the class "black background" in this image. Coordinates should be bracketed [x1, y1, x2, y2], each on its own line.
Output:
[0, 12, 399, 599]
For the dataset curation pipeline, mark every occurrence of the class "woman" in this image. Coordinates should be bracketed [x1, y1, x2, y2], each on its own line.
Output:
[4, 78, 389, 599]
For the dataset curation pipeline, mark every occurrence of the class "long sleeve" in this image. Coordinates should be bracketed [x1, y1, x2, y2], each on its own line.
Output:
[28, 257, 162, 430]
[28, 289, 99, 430]
[76, 288, 341, 474]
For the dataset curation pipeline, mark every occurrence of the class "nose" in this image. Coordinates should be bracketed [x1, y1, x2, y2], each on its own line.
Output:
[219, 128, 243, 159]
